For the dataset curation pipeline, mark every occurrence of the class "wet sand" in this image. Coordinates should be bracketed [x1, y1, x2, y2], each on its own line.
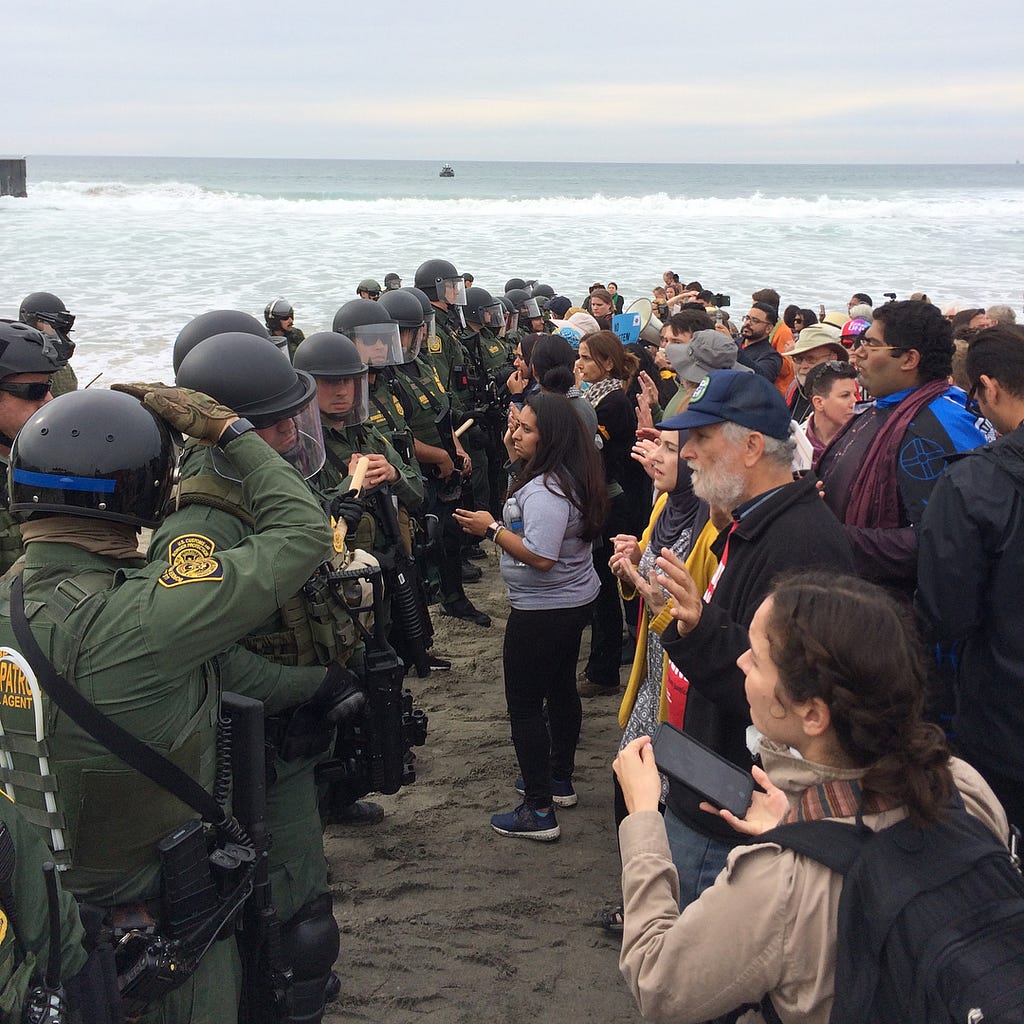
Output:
[323, 546, 639, 1023]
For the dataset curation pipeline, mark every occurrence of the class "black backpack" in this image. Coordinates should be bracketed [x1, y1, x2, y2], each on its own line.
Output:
[759, 799, 1024, 1023]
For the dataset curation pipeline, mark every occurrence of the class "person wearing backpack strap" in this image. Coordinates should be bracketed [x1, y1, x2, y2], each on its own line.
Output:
[614, 571, 1011, 1024]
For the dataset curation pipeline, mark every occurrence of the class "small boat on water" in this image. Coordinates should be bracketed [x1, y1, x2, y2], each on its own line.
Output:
[439, 163, 455, 178]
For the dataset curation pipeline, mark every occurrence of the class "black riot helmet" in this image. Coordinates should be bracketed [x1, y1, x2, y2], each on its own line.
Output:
[414, 259, 466, 307]
[0, 321, 67, 379]
[19, 292, 76, 360]
[9, 390, 176, 528]
[293, 332, 366, 378]
[264, 298, 295, 334]
[293, 332, 370, 428]
[378, 289, 426, 362]
[172, 310, 269, 373]
[531, 283, 555, 300]
[333, 299, 404, 369]
[177, 333, 325, 480]
[504, 278, 527, 293]
[464, 287, 504, 334]
[505, 288, 541, 321]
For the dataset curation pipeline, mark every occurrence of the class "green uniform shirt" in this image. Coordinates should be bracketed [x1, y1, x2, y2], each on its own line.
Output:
[423, 305, 467, 411]
[49, 364, 78, 398]
[0, 454, 24, 577]
[390, 359, 450, 452]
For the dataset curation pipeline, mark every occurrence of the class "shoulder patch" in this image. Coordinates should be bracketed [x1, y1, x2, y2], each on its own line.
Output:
[166, 534, 217, 566]
[428, 335, 443, 354]
[158, 534, 224, 587]
[0, 908, 7, 945]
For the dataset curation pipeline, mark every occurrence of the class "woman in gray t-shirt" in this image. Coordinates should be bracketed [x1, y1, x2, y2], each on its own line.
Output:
[455, 392, 607, 841]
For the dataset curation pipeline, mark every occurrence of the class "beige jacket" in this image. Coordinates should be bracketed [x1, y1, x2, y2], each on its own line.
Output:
[618, 744, 1008, 1024]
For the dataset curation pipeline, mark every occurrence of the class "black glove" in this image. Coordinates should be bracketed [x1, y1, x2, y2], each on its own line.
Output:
[330, 490, 365, 532]
[278, 662, 365, 761]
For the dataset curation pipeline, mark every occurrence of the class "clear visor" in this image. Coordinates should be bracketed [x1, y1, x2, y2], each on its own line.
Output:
[520, 297, 542, 320]
[484, 302, 506, 337]
[440, 277, 467, 307]
[316, 372, 370, 429]
[399, 325, 423, 363]
[213, 393, 326, 482]
[424, 310, 436, 346]
[349, 322, 404, 368]
[505, 309, 520, 334]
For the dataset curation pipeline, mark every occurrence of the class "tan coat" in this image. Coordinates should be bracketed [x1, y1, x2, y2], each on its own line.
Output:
[618, 744, 1008, 1024]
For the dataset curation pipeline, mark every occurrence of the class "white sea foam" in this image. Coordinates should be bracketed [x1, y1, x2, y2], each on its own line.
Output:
[20, 180, 1024, 222]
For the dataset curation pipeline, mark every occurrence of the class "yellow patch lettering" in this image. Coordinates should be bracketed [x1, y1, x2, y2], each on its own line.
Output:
[0, 909, 7, 945]
[0, 659, 33, 713]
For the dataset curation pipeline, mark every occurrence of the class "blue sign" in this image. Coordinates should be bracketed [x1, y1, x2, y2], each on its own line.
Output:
[612, 312, 641, 347]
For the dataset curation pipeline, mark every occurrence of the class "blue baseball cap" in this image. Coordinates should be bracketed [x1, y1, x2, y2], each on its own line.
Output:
[659, 369, 791, 440]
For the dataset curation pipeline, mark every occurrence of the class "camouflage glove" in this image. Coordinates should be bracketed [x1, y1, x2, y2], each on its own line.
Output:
[111, 382, 237, 443]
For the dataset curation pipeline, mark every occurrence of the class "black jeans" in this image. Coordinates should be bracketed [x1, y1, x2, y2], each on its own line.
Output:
[585, 493, 631, 686]
[503, 602, 594, 808]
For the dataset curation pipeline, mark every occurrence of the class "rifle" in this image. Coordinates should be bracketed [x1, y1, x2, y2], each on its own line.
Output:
[315, 567, 427, 814]
[222, 692, 292, 1024]
[369, 487, 433, 678]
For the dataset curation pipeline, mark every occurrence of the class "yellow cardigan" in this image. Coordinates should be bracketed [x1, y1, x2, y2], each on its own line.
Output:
[617, 494, 719, 730]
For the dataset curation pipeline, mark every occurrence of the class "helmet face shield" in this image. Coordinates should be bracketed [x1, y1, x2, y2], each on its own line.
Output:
[213, 393, 326, 482]
[316, 371, 370, 428]
[484, 301, 506, 337]
[398, 326, 422, 363]
[349, 322, 404, 368]
[440, 277, 467, 308]
[519, 297, 541, 320]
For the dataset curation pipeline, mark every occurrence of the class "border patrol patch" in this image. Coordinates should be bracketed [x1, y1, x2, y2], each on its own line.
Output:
[167, 533, 216, 566]
[159, 534, 223, 588]
[0, 909, 7, 945]
[428, 334, 442, 354]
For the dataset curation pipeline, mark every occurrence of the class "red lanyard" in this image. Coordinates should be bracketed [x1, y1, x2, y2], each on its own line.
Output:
[702, 521, 737, 603]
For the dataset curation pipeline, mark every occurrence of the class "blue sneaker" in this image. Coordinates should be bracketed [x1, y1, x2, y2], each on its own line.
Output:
[490, 803, 560, 841]
[514, 777, 578, 808]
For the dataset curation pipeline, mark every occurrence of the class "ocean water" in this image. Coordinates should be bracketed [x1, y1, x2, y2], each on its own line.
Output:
[1, 156, 1022, 385]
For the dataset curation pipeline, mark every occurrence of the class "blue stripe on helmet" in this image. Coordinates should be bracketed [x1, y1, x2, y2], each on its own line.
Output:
[12, 468, 117, 493]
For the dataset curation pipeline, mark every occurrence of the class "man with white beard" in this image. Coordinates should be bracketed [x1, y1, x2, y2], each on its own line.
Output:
[640, 370, 855, 909]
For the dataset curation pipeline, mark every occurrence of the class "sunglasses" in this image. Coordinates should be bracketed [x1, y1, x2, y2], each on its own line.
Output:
[0, 379, 52, 401]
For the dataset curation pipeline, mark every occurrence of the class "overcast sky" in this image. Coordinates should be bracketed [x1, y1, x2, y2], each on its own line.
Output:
[7, 0, 1024, 163]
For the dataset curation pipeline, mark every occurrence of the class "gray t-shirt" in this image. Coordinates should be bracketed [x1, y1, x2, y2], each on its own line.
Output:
[500, 476, 600, 610]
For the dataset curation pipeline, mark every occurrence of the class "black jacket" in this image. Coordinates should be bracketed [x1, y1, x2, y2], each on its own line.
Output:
[660, 473, 856, 841]
[916, 424, 1024, 784]
[737, 337, 782, 384]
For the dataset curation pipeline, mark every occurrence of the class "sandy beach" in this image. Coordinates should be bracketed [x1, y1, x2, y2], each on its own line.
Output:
[323, 545, 640, 1023]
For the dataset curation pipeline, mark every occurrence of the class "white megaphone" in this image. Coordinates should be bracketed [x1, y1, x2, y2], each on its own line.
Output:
[625, 297, 663, 347]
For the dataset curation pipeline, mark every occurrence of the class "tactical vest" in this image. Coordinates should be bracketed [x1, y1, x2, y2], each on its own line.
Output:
[0, 569, 218, 883]
[176, 473, 365, 667]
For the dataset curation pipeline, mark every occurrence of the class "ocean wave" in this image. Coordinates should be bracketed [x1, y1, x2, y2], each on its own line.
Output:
[21, 181, 1024, 222]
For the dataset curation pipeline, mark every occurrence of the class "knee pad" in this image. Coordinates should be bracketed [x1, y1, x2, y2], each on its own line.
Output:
[282, 893, 340, 981]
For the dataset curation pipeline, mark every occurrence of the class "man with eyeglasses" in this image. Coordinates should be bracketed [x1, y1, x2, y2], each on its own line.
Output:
[917, 324, 1024, 829]
[18, 291, 78, 397]
[785, 323, 849, 423]
[816, 300, 988, 594]
[736, 302, 783, 384]
[0, 321, 66, 573]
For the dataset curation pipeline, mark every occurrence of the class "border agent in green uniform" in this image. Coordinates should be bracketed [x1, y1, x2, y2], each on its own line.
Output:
[0, 323, 67, 576]
[0, 792, 90, 1021]
[296, 331, 423, 551]
[377, 290, 490, 627]
[0, 385, 332, 1024]
[264, 298, 306, 362]
[457, 287, 515, 516]
[17, 293, 78, 398]
[414, 259, 469, 408]
[152, 335, 355, 1024]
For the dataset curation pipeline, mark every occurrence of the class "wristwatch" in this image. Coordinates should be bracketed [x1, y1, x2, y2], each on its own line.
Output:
[216, 418, 256, 449]
[485, 521, 503, 542]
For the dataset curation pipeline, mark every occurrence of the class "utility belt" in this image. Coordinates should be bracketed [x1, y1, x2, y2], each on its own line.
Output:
[90, 816, 254, 1020]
